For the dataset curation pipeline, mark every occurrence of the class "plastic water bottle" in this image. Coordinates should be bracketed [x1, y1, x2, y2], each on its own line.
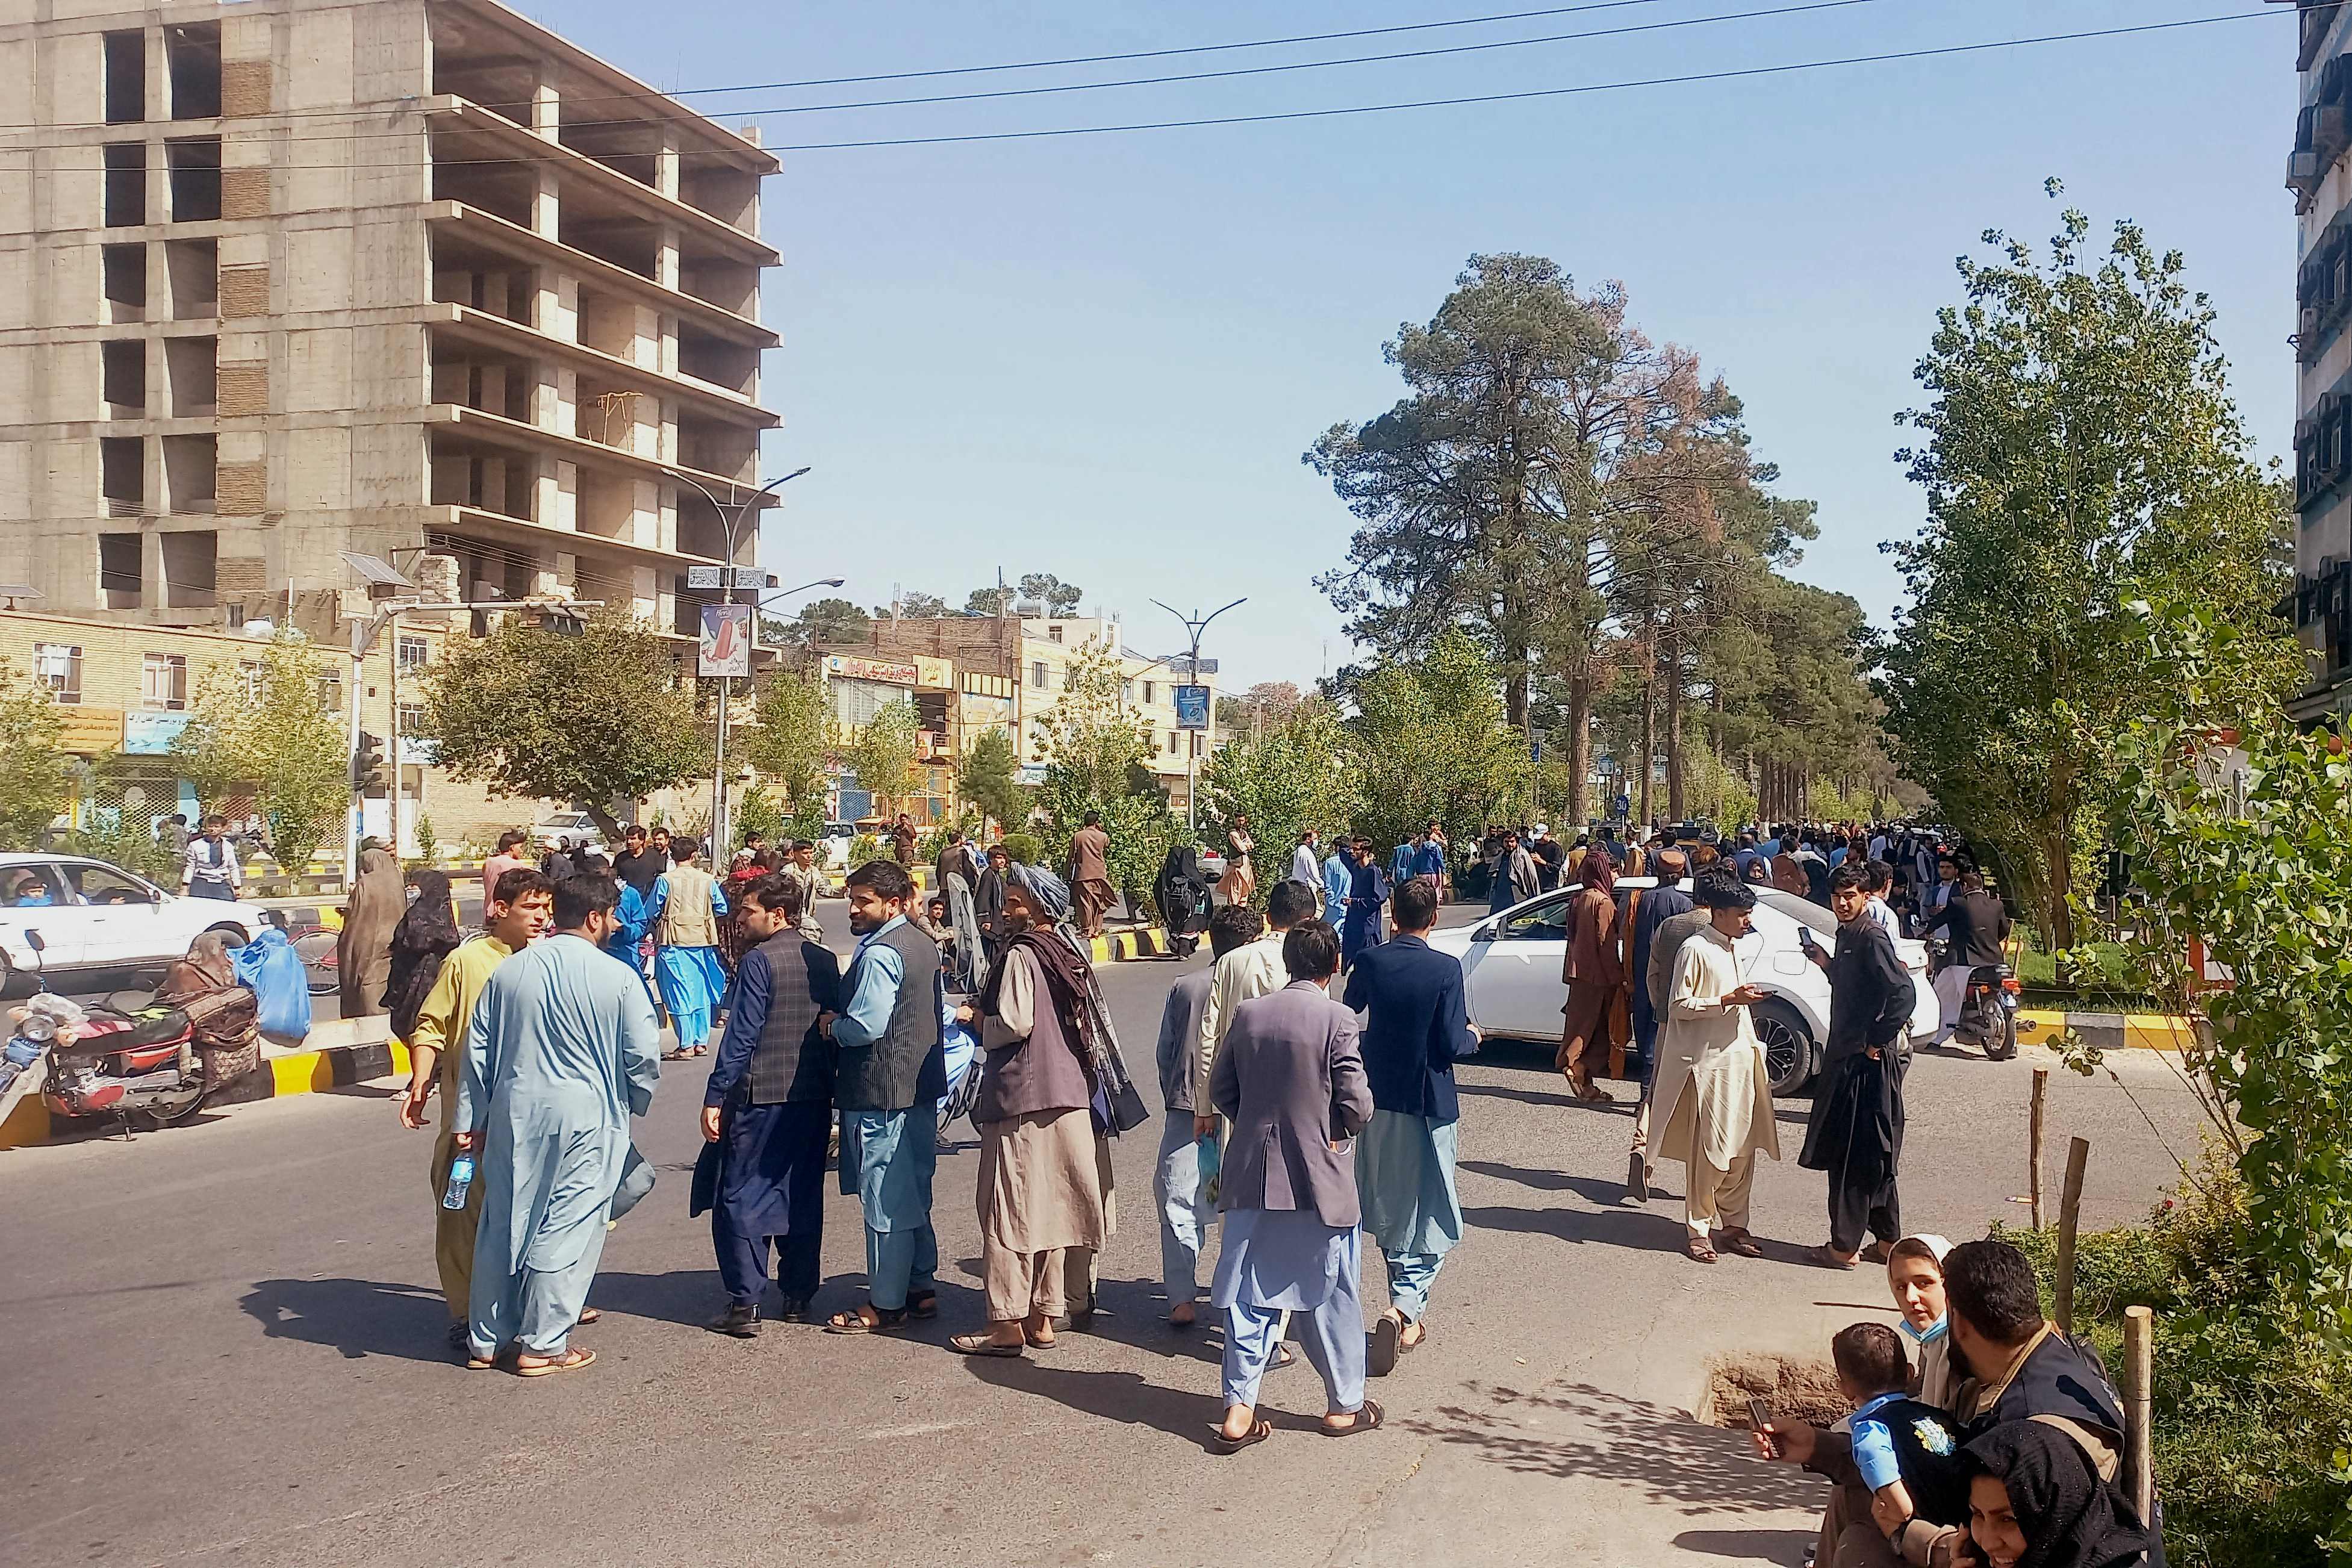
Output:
[441, 1153, 475, 1210]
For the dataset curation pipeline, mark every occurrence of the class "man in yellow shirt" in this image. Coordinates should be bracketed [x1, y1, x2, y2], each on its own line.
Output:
[397, 867, 554, 1357]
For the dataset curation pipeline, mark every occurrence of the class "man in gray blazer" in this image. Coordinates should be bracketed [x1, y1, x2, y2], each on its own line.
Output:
[1209, 921, 1381, 1451]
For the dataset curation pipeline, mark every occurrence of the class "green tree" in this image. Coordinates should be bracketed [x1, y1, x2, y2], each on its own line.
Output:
[171, 631, 349, 871]
[1031, 641, 1180, 907]
[766, 596, 871, 650]
[957, 725, 1028, 832]
[0, 656, 72, 849]
[963, 585, 1013, 617]
[417, 606, 710, 838]
[744, 664, 832, 834]
[894, 590, 953, 619]
[1349, 629, 1527, 859]
[1873, 188, 2297, 947]
[842, 700, 921, 820]
[1019, 573, 1083, 615]
[1200, 700, 1361, 900]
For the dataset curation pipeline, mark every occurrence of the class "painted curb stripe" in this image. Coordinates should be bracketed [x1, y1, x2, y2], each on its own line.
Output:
[0, 1039, 411, 1151]
[2015, 1009, 2189, 1051]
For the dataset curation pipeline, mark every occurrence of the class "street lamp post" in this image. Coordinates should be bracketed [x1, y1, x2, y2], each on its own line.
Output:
[1150, 597, 1245, 834]
[669, 467, 810, 857]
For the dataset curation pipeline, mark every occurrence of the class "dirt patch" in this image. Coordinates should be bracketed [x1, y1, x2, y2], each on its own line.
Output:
[1701, 1352, 1847, 1431]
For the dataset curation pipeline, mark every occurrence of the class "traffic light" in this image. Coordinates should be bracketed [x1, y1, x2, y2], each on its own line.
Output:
[352, 731, 387, 795]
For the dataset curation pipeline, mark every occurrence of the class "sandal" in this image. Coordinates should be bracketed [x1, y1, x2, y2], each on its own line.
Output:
[661, 1049, 695, 1062]
[1860, 1239, 1893, 1266]
[1270, 1343, 1297, 1370]
[1720, 1230, 1765, 1260]
[1400, 1324, 1427, 1356]
[823, 1305, 910, 1334]
[576, 1308, 602, 1326]
[513, 1346, 596, 1377]
[1322, 1399, 1385, 1437]
[907, 1292, 939, 1321]
[1687, 1240, 1719, 1265]
[1369, 1316, 1402, 1378]
[950, 1333, 1025, 1358]
[1808, 1245, 1860, 1271]
[1211, 1417, 1274, 1454]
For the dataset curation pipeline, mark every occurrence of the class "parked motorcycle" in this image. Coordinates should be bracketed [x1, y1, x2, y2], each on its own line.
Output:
[1956, 961, 2021, 1060]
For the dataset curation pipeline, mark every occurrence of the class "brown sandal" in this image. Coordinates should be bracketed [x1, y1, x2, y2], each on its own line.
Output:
[1808, 1245, 1860, 1271]
[512, 1346, 596, 1377]
[1687, 1239, 1719, 1265]
[1720, 1230, 1765, 1259]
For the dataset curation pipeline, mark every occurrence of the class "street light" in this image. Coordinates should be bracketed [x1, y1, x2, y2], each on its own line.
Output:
[1151, 597, 1245, 833]
[667, 467, 812, 856]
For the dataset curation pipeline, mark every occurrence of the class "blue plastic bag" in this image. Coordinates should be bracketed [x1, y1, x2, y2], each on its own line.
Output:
[231, 926, 312, 1042]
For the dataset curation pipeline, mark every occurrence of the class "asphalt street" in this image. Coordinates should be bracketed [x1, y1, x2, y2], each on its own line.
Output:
[0, 906, 2207, 1567]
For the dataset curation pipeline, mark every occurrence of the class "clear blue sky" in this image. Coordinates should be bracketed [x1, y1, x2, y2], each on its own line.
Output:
[516, 0, 2292, 688]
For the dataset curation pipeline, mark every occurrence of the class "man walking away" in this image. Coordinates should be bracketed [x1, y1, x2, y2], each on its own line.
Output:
[457, 873, 660, 1375]
[1340, 838, 1389, 970]
[1068, 809, 1115, 939]
[1800, 865, 1921, 1269]
[649, 836, 729, 1060]
[822, 860, 948, 1334]
[1196, 879, 1317, 1128]
[398, 868, 553, 1356]
[1412, 823, 1448, 895]
[1210, 921, 1381, 1450]
[1345, 877, 1479, 1375]
[1289, 830, 1321, 894]
[1157, 906, 1260, 1326]
[1651, 870, 1781, 1263]
[699, 874, 842, 1337]
[182, 814, 242, 900]
[1323, 838, 1352, 929]
[1389, 835, 1419, 890]
[1623, 848, 1696, 1200]
[1557, 850, 1623, 1104]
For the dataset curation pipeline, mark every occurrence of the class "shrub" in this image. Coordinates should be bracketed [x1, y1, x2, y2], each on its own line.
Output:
[846, 833, 885, 870]
[1000, 832, 1043, 867]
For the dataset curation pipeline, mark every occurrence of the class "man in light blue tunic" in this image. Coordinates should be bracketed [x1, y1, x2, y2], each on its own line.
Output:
[1209, 919, 1381, 1451]
[457, 873, 661, 1375]
[820, 859, 948, 1335]
[646, 835, 729, 1059]
[1322, 840, 1352, 929]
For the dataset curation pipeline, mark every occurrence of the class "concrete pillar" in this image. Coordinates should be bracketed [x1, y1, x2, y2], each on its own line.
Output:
[531, 166, 559, 240]
[656, 223, 680, 291]
[630, 476, 657, 546]
[656, 129, 681, 200]
[550, 458, 578, 533]
[530, 74, 561, 142]
[629, 563, 658, 620]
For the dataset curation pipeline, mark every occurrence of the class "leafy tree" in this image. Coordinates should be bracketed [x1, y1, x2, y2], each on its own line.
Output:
[171, 631, 349, 872]
[1032, 642, 1151, 807]
[957, 725, 1028, 832]
[894, 590, 953, 619]
[744, 664, 832, 832]
[773, 596, 872, 649]
[1199, 700, 1361, 900]
[842, 699, 921, 820]
[0, 656, 72, 849]
[417, 606, 710, 838]
[1019, 573, 1083, 615]
[964, 585, 1013, 617]
[1349, 629, 1527, 858]
[1873, 190, 2297, 946]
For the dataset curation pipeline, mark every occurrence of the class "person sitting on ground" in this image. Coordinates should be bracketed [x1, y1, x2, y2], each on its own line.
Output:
[1889, 1234, 1958, 1408]
[1958, 1421, 2154, 1568]
[1820, 1322, 1970, 1566]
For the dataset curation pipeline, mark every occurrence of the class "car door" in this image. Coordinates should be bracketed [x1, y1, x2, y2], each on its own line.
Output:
[1458, 892, 1573, 1039]
[0, 862, 93, 973]
[61, 861, 175, 970]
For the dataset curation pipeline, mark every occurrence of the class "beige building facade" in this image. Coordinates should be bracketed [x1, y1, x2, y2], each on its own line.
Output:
[2289, 0, 2352, 723]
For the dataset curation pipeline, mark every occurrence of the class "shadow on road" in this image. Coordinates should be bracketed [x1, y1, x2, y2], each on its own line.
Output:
[1400, 1380, 1823, 1514]
[964, 1357, 1225, 1446]
[1673, 1526, 1816, 1562]
[238, 1276, 450, 1362]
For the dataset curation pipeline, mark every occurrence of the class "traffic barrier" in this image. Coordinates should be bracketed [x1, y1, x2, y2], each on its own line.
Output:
[2015, 1008, 2197, 1053]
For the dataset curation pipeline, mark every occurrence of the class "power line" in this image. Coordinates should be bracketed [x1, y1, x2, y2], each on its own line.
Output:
[764, 10, 2285, 151]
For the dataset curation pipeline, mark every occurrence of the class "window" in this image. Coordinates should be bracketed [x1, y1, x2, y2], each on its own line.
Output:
[34, 644, 82, 703]
[396, 701, 425, 735]
[104, 30, 146, 125]
[141, 652, 188, 710]
[2, 866, 67, 909]
[1143, 681, 1156, 705]
[396, 635, 429, 670]
[100, 530, 143, 608]
[1120, 680, 1133, 704]
[317, 672, 343, 713]
[1168, 731, 1178, 754]
[1047, 624, 1062, 643]
[1031, 661, 1047, 689]
[103, 142, 146, 226]
[1498, 895, 1572, 942]
[237, 659, 263, 700]
[102, 339, 146, 414]
[166, 136, 222, 222]
[64, 863, 156, 906]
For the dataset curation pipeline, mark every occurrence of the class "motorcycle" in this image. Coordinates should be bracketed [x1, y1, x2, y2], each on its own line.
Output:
[5, 988, 206, 1136]
[1956, 960, 2021, 1060]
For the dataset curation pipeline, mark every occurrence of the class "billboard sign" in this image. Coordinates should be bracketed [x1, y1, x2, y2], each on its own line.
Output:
[1174, 684, 1210, 731]
[823, 654, 919, 686]
[698, 603, 753, 677]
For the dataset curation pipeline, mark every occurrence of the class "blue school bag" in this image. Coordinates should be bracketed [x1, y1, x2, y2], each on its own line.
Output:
[231, 926, 312, 1042]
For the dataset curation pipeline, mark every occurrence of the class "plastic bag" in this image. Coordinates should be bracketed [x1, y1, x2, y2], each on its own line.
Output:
[231, 926, 311, 1042]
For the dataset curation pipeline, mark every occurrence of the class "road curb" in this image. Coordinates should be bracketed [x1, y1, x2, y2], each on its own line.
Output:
[1087, 928, 1174, 963]
[0, 1029, 408, 1151]
[2015, 1008, 2195, 1052]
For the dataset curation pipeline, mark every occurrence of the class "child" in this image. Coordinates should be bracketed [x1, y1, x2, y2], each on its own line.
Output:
[1832, 1322, 1971, 1555]
[1887, 1234, 1955, 1408]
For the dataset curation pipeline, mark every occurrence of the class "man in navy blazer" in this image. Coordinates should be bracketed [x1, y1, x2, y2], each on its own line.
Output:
[1342, 876, 1480, 1375]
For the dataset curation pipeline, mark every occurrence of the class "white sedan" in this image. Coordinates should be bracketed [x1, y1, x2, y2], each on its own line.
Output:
[1425, 882, 1940, 1095]
[0, 853, 276, 995]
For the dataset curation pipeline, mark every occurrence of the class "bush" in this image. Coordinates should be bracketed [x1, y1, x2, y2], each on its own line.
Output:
[1997, 1150, 2352, 1568]
[846, 833, 885, 870]
[1000, 831, 1043, 867]
[62, 822, 180, 885]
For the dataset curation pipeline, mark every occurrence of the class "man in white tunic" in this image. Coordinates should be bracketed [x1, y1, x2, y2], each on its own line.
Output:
[1650, 868, 1781, 1265]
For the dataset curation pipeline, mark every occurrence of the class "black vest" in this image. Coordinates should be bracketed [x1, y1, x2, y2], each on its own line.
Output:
[745, 933, 841, 1106]
[1865, 1397, 1970, 1528]
[835, 921, 946, 1112]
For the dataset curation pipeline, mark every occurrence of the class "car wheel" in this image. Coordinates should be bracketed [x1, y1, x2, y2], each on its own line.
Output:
[202, 921, 250, 947]
[1752, 998, 1818, 1097]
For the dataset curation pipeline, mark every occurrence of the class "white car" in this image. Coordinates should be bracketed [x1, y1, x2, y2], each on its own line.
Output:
[1425, 881, 1940, 1095]
[0, 853, 276, 994]
[529, 810, 608, 854]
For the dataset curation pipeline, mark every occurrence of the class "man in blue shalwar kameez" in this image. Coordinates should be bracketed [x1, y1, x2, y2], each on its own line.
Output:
[457, 873, 660, 1375]
[820, 859, 948, 1335]
[1341, 838, 1388, 971]
[1322, 841, 1352, 929]
[1342, 876, 1478, 1376]
[647, 835, 729, 1060]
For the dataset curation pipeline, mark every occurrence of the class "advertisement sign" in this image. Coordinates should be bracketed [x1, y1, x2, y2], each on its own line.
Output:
[698, 603, 753, 677]
[823, 653, 919, 687]
[1174, 685, 1210, 732]
[914, 655, 953, 690]
[686, 566, 770, 590]
[118, 710, 187, 756]
[1017, 762, 1049, 786]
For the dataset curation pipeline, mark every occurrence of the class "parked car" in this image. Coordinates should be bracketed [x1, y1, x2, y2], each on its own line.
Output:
[0, 853, 276, 996]
[821, 821, 857, 871]
[1421, 880, 1940, 1096]
[528, 810, 608, 855]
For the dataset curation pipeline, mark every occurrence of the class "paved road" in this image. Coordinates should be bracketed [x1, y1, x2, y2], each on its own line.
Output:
[0, 908, 2205, 1567]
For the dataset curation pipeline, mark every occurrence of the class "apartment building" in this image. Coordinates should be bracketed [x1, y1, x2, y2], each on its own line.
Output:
[2288, 0, 2352, 722]
[0, 0, 780, 658]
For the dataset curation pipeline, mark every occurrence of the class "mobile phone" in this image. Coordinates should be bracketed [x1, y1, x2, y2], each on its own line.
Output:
[1747, 1398, 1777, 1457]
[1797, 927, 1821, 954]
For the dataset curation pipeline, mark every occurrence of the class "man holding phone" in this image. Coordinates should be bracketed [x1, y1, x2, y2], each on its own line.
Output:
[1797, 864, 1920, 1269]
[1647, 869, 1781, 1265]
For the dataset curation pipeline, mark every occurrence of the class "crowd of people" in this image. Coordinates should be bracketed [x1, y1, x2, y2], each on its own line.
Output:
[349, 804, 2146, 1565]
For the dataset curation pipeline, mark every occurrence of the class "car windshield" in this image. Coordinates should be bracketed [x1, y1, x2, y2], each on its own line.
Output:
[1755, 888, 1836, 936]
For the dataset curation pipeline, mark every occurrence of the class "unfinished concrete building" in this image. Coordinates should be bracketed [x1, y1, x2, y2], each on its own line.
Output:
[0, 0, 780, 647]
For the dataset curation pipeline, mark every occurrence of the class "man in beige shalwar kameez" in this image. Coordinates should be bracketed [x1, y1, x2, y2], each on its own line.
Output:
[1651, 869, 1782, 1265]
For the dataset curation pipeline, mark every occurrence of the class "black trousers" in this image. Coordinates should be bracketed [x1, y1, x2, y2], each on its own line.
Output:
[712, 1101, 829, 1304]
[1827, 1171, 1901, 1255]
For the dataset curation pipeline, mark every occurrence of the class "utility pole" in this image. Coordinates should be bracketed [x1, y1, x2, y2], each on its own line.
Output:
[1150, 597, 1245, 834]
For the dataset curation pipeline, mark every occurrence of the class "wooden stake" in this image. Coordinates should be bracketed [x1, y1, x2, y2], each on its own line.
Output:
[2030, 1069, 2049, 1231]
[2123, 1304, 2156, 1523]
[2054, 1136, 2090, 1336]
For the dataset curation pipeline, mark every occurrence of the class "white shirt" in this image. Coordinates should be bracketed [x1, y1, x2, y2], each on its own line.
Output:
[1289, 844, 1321, 888]
[1193, 931, 1287, 1113]
[182, 835, 241, 891]
[1864, 895, 1901, 939]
